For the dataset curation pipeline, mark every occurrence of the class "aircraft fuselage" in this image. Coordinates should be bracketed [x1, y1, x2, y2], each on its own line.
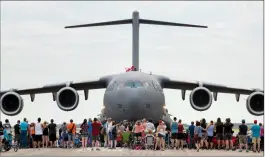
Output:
[101, 71, 171, 124]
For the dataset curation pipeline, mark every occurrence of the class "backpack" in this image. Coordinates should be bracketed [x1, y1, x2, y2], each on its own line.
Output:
[112, 126, 117, 135]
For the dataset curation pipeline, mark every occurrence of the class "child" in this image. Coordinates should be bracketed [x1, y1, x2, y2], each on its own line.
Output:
[74, 134, 81, 148]
[116, 131, 123, 147]
[145, 130, 155, 149]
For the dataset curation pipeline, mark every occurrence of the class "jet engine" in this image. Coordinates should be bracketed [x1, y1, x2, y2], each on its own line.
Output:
[56, 87, 79, 111]
[0, 92, 24, 116]
[189, 87, 213, 111]
[246, 91, 264, 116]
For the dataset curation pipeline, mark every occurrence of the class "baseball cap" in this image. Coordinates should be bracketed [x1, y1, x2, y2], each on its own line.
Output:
[242, 119, 245, 123]
[254, 120, 257, 124]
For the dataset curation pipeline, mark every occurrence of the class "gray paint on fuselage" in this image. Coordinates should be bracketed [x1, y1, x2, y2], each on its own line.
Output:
[100, 71, 172, 124]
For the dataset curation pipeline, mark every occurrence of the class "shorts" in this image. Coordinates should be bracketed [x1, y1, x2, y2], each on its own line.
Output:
[134, 133, 141, 137]
[35, 135, 43, 142]
[68, 134, 74, 141]
[49, 134, 56, 142]
[110, 134, 117, 140]
[158, 133, 165, 138]
[252, 137, 261, 144]
[81, 133, 88, 138]
[171, 133, 178, 139]
[62, 133, 68, 141]
[239, 135, 247, 144]
[201, 133, 207, 141]
[15, 134, 20, 142]
[177, 133, 184, 140]
[195, 135, 201, 143]
[224, 134, 232, 140]
[92, 135, 100, 141]
[31, 134, 35, 141]
[207, 136, 213, 142]
[216, 133, 223, 140]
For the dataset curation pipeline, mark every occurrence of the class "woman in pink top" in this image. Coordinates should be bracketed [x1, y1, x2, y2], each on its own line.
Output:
[133, 121, 144, 140]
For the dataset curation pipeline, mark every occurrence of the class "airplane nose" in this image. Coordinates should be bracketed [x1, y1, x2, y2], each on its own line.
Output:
[117, 88, 146, 120]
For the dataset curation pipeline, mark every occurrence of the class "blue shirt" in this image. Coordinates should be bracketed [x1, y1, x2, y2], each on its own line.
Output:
[195, 126, 202, 137]
[20, 122, 28, 131]
[189, 125, 195, 136]
[207, 125, 214, 137]
[171, 122, 178, 133]
[88, 122, 92, 133]
[251, 124, 261, 138]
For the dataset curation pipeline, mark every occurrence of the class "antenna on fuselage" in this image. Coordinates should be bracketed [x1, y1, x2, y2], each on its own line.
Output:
[65, 11, 208, 72]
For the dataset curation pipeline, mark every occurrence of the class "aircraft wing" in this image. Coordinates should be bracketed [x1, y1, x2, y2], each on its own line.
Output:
[0, 79, 106, 98]
[161, 78, 264, 116]
[162, 79, 262, 95]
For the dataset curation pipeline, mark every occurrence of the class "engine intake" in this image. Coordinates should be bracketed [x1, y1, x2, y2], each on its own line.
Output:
[190, 87, 213, 111]
[56, 87, 79, 111]
[246, 92, 264, 116]
[0, 92, 24, 116]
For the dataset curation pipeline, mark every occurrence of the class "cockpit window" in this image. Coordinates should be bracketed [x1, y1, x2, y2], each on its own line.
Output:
[152, 81, 162, 91]
[124, 81, 143, 88]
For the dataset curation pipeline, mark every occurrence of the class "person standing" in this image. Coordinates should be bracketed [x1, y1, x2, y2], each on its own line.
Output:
[224, 118, 234, 150]
[0, 121, 4, 151]
[14, 120, 21, 146]
[177, 119, 184, 150]
[35, 118, 43, 149]
[251, 120, 261, 153]
[87, 118, 93, 147]
[30, 123, 36, 148]
[20, 118, 29, 148]
[259, 123, 264, 150]
[238, 119, 248, 152]
[206, 121, 214, 149]
[80, 119, 89, 150]
[48, 119, 57, 148]
[67, 119, 76, 148]
[42, 121, 49, 148]
[91, 118, 102, 151]
[170, 117, 178, 149]
[188, 121, 195, 149]
[215, 118, 224, 149]
[106, 118, 113, 148]
[61, 122, 68, 148]
[194, 121, 202, 152]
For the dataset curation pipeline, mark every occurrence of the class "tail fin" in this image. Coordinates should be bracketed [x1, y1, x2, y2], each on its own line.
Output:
[65, 11, 208, 71]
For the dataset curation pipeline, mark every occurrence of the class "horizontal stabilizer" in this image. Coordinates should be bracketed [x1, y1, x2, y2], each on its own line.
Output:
[65, 19, 132, 28]
[139, 19, 207, 28]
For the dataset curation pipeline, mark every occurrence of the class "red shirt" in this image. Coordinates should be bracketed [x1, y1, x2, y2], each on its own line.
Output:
[178, 123, 184, 133]
[91, 122, 101, 136]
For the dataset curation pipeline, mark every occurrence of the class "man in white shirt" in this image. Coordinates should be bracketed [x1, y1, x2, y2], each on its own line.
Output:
[146, 119, 155, 133]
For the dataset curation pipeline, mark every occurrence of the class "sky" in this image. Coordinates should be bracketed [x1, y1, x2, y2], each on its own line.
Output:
[1, 1, 263, 125]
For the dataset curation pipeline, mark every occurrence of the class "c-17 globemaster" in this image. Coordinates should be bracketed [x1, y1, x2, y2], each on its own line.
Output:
[0, 11, 263, 127]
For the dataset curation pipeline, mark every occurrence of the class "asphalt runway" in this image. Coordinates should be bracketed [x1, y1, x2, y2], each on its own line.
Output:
[1, 148, 264, 156]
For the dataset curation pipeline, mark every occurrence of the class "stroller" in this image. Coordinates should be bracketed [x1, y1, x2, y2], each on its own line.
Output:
[1, 130, 19, 152]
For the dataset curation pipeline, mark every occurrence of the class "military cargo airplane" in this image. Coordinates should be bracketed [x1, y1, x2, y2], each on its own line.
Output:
[0, 11, 263, 126]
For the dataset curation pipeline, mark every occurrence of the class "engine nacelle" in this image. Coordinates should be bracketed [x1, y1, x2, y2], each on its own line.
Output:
[0, 92, 24, 116]
[189, 87, 213, 111]
[56, 87, 79, 111]
[246, 92, 264, 116]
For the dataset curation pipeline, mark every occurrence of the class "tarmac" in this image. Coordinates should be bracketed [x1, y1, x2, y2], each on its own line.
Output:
[1, 148, 264, 156]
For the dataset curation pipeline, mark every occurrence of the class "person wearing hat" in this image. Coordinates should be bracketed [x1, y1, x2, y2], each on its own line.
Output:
[251, 120, 261, 153]
[238, 119, 248, 152]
